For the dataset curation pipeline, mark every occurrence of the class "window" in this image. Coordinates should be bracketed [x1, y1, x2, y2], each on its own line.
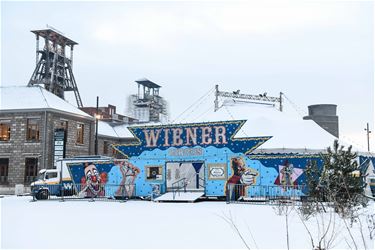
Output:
[26, 118, 40, 141]
[45, 172, 58, 180]
[0, 122, 10, 141]
[146, 166, 163, 181]
[103, 141, 109, 154]
[76, 124, 84, 144]
[0, 158, 9, 184]
[24, 158, 38, 184]
[58, 120, 68, 131]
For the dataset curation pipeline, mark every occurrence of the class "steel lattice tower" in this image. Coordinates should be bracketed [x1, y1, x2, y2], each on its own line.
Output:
[28, 28, 83, 108]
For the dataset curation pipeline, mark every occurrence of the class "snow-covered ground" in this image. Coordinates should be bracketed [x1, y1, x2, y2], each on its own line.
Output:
[1, 196, 374, 249]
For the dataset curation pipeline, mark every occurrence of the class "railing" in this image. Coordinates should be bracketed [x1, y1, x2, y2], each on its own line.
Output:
[198, 176, 205, 189]
[172, 178, 187, 200]
[31, 183, 136, 202]
[226, 184, 306, 204]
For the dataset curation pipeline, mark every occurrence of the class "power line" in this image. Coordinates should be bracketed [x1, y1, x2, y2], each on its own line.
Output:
[177, 89, 215, 123]
[172, 87, 215, 123]
[281, 93, 307, 118]
[191, 104, 216, 122]
[223, 105, 250, 137]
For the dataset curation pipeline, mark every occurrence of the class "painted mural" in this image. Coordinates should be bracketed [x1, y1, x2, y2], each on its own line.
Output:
[226, 157, 258, 200]
[109, 120, 326, 199]
[106, 161, 140, 197]
[359, 155, 375, 197]
[274, 160, 304, 188]
[67, 160, 140, 198]
[79, 162, 105, 197]
[247, 155, 323, 197]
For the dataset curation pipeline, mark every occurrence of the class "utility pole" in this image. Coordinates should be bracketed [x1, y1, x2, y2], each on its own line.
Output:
[214, 84, 219, 112]
[95, 96, 99, 155]
[279, 92, 283, 112]
[365, 122, 371, 152]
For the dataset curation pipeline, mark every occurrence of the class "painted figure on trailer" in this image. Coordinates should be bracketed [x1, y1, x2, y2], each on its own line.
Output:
[274, 160, 304, 189]
[226, 157, 258, 200]
[106, 160, 140, 198]
[116, 161, 140, 197]
[79, 162, 106, 197]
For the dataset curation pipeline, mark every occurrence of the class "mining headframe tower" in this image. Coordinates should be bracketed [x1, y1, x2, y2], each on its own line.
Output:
[28, 27, 83, 108]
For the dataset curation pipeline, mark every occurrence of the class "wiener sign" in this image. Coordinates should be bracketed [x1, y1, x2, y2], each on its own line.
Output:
[113, 120, 272, 157]
[143, 126, 227, 147]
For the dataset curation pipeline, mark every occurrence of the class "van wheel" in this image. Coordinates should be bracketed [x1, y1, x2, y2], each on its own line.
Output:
[36, 189, 49, 200]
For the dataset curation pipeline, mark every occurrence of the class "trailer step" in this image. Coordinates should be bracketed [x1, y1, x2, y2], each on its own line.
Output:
[154, 192, 204, 202]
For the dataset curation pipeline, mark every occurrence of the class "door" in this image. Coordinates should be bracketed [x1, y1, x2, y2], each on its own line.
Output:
[166, 162, 204, 191]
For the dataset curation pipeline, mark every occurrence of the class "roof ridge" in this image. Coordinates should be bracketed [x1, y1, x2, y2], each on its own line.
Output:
[1, 85, 33, 88]
[111, 123, 121, 138]
[38, 86, 51, 108]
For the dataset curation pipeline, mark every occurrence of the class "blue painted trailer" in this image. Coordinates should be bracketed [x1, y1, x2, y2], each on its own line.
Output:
[109, 120, 324, 199]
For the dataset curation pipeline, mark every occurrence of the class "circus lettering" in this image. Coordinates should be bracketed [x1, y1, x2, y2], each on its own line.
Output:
[115, 120, 271, 158]
[142, 125, 228, 148]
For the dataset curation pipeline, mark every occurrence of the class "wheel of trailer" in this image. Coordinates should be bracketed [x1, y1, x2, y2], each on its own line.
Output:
[64, 189, 75, 196]
[36, 189, 49, 200]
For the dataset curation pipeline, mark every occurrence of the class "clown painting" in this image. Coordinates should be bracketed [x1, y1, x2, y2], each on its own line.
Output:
[79, 162, 106, 197]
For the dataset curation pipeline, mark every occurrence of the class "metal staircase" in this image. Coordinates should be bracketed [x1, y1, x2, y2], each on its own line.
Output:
[154, 178, 204, 202]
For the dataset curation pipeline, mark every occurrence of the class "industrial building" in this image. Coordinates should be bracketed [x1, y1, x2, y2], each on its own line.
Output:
[0, 28, 166, 193]
[0, 28, 133, 193]
[0, 86, 95, 188]
[127, 78, 169, 123]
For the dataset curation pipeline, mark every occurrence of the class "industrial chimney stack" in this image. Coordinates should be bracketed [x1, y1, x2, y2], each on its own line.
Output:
[303, 104, 339, 138]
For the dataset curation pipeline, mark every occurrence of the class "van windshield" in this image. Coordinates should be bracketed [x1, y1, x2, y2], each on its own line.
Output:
[38, 172, 45, 181]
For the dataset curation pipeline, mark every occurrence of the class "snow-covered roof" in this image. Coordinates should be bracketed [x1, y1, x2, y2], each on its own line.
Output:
[0, 86, 93, 119]
[89, 90, 368, 154]
[97, 121, 119, 138]
[100, 99, 337, 151]
[98, 121, 162, 138]
[0, 86, 342, 152]
[113, 124, 135, 138]
[104, 107, 336, 151]
[194, 101, 336, 150]
[166, 95, 338, 151]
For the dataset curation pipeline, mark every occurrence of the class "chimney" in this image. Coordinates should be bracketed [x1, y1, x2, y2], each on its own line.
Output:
[303, 104, 339, 138]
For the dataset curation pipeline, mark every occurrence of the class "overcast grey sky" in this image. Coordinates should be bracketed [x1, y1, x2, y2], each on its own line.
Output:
[1, 0, 374, 150]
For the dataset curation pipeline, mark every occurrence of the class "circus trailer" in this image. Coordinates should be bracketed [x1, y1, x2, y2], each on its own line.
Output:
[111, 120, 325, 202]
